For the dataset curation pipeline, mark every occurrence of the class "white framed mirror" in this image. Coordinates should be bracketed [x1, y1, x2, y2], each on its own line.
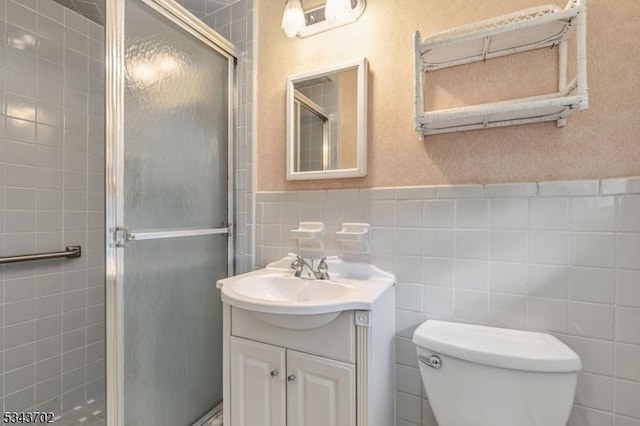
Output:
[286, 58, 368, 181]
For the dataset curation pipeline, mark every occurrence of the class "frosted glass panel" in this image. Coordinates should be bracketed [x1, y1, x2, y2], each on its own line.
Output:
[118, 2, 231, 425]
[123, 235, 227, 425]
[124, 0, 229, 231]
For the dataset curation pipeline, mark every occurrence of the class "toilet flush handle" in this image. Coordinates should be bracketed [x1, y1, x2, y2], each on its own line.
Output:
[418, 355, 442, 369]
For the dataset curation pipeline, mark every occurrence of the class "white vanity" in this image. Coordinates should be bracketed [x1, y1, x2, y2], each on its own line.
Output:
[217, 256, 396, 426]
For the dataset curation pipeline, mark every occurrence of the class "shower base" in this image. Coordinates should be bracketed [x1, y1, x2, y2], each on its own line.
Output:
[51, 396, 222, 425]
[202, 410, 223, 426]
[54, 396, 105, 425]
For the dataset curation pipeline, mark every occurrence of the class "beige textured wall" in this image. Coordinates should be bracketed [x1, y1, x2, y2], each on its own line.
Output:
[257, 0, 640, 191]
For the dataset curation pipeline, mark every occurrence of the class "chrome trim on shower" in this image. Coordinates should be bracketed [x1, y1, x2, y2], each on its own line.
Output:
[140, 0, 240, 58]
[105, 0, 125, 424]
[128, 228, 231, 241]
[192, 402, 223, 426]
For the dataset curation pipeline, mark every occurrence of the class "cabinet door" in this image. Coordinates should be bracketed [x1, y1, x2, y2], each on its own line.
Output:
[286, 350, 356, 426]
[230, 337, 286, 426]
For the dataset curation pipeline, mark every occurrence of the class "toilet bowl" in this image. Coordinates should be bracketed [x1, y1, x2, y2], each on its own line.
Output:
[413, 320, 581, 426]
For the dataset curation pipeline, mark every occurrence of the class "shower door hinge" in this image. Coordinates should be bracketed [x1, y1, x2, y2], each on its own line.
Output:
[111, 227, 131, 248]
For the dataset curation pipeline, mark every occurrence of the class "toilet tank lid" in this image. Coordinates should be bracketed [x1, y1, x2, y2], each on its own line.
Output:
[413, 320, 582, 373]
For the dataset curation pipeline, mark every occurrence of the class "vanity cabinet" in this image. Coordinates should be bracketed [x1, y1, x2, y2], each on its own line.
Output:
[221, 299, 395, 426]
[230, 338, 286, 425]
[217, 256, 396, 426]
[230, 336, 355, 426]
[287, 350, 355, 426]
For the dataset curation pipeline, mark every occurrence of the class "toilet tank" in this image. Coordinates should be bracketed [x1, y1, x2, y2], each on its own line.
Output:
[413, 321, 582, 426]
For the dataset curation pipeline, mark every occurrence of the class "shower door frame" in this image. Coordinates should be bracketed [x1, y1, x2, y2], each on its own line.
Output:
[105, 1, 239, 424]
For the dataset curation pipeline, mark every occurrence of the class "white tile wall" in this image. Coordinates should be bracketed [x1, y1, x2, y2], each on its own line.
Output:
[1, 0, 105, 414]
[177, 0, 229, 18]
[188, 0, 255, 275]
[255, 177, 640, 426]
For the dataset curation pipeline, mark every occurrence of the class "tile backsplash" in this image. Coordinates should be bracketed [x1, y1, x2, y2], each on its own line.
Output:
[197, 0, 255, 275]
[0, 0, 105, 414]
[256, 176, 640, 426]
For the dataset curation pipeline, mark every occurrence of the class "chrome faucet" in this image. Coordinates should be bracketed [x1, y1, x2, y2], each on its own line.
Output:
[291, 255, 331, 280]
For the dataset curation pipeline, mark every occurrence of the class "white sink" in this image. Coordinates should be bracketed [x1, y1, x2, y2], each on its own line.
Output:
[231, 274, 355, 303]
[217, 256, 396, 315]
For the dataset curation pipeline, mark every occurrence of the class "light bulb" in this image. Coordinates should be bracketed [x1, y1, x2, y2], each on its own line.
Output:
[324, 0, 351, 21]
[281, 0, 305, 38]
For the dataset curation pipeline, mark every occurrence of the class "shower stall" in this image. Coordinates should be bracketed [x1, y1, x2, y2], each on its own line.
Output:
[0, 0, 237, 424]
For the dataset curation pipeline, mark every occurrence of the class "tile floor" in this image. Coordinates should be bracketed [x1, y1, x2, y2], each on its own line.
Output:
[202, 409, 223, 426]
[48, 396, 223, 425]
[53, 396, 105, 425]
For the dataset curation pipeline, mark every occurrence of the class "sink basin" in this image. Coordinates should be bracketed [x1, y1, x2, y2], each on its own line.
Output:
[217, 256, 396, 315]
[232, 274, 355, 303]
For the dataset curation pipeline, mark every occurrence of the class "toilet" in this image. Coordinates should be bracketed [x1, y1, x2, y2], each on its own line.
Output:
[413, 320, 581, 426]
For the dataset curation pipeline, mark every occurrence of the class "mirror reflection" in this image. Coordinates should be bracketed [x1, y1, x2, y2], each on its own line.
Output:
[293, 68, 358, 172]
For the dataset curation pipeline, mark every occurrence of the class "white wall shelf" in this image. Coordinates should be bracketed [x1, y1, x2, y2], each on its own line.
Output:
[414, 0, 588, 136]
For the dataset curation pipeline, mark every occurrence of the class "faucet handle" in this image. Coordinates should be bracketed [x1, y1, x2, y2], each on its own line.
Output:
[317, 257, 330, 280]
[291, 257, 301, 269]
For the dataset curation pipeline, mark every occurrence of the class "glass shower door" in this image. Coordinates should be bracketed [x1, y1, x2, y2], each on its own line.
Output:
[105, 1, 236, 425]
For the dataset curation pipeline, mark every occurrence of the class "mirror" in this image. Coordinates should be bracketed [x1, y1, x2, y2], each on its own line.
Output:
[286, 58, 368, 180]
[299, 0, 366, 38]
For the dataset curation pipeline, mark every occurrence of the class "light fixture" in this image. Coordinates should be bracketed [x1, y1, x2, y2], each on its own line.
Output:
[324, 0, 352, 21]
[281, 0, 305, 38]
[282, 0, 365, 38]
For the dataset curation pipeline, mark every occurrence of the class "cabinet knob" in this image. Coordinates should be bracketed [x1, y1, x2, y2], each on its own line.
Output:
[270, 369, 279, 378]
[287, 374, 297, 382]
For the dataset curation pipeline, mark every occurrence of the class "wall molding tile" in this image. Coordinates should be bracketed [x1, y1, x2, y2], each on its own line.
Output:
[257, 176, 640, 203]
[538, 180, 600, 197]
[601, 176, 640, 196]
[484, 183, 538, 198]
